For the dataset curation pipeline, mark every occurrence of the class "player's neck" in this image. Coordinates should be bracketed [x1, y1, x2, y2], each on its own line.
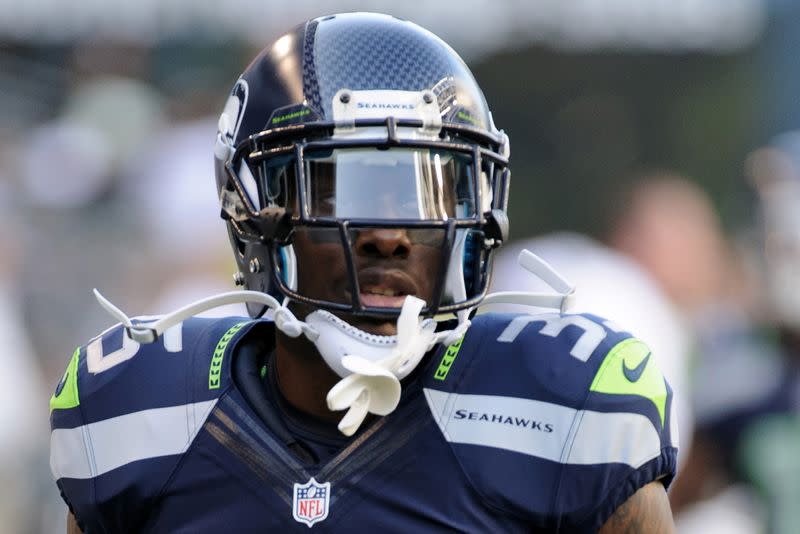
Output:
[274, 331, 343, 423]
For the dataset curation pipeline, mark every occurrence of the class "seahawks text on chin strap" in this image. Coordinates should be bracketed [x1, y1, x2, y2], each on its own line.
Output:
[93, 249, 574, 436]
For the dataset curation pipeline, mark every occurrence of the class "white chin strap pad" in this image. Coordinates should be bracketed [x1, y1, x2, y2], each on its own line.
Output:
[304, 311, 399, 378]
[319, 296, 437, 436]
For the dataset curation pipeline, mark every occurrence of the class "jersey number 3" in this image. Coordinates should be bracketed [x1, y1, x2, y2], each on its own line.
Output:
[497, 313, 610, 362]
[86, 322, 183, 374]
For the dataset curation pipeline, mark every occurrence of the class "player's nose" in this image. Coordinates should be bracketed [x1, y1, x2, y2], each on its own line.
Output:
[355, 228, 412, 259]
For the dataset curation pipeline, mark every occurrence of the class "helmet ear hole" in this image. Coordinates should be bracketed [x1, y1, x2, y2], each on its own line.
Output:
[463, 231, 478, 296]
[277, 245, 298, 291]
[232, 239, 282, 318]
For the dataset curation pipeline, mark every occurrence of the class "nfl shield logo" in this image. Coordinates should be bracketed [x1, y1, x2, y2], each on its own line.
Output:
[292, 477, 331, 527]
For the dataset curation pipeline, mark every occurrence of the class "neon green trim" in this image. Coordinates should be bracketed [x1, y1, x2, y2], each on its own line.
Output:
[271, 108, 311, 124]
[456, 110, 479, 126]
[209, 322, 248, 389]
[589, 338, 667, 426]
[50, 348, 80, 412]
[434, 335, 465, 381]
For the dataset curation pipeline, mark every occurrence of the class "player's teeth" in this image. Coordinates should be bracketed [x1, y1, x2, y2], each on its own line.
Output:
[366, 288, 398, 296]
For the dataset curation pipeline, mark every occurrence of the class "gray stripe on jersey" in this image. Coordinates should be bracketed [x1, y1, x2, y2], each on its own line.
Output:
[424, 389, 662, 467]
[669, 395, 680, 448]
[50, 399, 218, 480]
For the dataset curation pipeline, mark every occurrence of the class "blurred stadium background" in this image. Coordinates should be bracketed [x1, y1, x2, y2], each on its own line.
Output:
[2, 1, 799, 532]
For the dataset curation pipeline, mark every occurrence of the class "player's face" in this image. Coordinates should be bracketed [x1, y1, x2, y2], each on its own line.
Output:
[276, 147, 469, 334]
[290, 227, 444, 335]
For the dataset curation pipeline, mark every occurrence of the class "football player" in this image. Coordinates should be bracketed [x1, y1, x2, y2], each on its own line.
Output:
[50, 13, 677, 533]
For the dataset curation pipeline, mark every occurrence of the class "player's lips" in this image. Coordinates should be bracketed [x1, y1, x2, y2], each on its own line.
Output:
[359, 290, 407, 308]
[353, 269, 419, 308]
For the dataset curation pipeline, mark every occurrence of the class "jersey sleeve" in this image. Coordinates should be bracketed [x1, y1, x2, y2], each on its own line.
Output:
[422, 312, 678, 532]
[48, 316, 250, 533]
[554, 336, 679, 532]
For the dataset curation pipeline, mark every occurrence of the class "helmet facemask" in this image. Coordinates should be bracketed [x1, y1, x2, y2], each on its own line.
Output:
[218, 111, 510, 321]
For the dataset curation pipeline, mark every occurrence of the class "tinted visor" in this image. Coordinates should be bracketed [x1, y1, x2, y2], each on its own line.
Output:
[254, 147, 476, 220]
[306, 148, 475, 219]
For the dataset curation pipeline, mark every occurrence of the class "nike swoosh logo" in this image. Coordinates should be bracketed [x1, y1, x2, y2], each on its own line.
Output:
[622, 353, 651, 383]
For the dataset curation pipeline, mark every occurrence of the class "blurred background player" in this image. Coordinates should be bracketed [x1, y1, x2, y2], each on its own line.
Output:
[606, 173, 769, 533]
[677, 133, 800, 534]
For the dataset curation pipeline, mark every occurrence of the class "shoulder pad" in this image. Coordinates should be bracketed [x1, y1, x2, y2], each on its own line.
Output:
[423, 312, 678, 531]
[49, 315, 256, 533]
[51, 316, 251, 424]
[426, 312, 632, 407]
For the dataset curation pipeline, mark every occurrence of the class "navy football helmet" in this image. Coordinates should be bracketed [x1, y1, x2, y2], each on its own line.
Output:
[214, 12, 510, 319]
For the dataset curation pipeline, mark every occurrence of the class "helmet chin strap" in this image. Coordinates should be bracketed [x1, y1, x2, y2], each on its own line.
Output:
[93, 248, 573, 437]
[314, 296, 441, 435]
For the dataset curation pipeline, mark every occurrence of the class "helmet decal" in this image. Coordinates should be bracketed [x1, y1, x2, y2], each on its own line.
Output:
[218, 79, 249, 148]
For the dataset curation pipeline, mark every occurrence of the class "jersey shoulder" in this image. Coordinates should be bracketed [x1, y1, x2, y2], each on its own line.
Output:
[50, 315, 252, 424]
[49, 315, 256, 533]
[422, 311, 678, 532]
[428, 311, 637, 404]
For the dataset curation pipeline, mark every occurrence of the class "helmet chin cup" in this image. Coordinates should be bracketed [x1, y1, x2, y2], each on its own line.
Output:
[305, 310, 403, 378]
[311, 295, 438, 436]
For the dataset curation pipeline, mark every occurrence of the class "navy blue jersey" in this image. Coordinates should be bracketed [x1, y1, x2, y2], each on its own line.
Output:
[50, 311, 678, 533]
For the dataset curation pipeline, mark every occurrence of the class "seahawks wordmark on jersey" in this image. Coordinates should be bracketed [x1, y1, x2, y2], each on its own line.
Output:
[50, 312, 677, 533]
